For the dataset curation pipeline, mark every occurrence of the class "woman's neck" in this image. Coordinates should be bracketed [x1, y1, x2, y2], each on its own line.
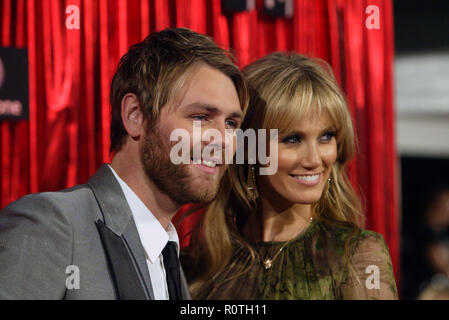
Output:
[244, 197, 313, 242]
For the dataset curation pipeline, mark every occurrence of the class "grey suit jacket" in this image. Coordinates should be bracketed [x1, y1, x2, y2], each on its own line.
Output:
[0, 164, 191, 300]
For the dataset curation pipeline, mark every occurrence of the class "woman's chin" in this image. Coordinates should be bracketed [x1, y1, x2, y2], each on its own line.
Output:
[288, 192, 324, 205]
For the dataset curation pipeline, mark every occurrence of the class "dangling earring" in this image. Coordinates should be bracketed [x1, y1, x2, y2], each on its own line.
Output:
[327, 177, 333, 193]
[247, 165, 259, 202]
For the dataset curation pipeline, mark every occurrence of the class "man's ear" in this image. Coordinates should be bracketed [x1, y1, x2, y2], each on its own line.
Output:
[121, 93, 145, 139]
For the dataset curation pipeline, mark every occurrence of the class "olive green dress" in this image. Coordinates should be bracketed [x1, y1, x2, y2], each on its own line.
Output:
[183, 220, 398, 300]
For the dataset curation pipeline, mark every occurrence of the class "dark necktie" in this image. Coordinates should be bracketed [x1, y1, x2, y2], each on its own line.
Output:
[162, 241, 182, 300]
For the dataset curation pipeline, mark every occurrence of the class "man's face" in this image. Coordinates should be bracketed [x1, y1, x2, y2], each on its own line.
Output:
[140, 64, 242, 205]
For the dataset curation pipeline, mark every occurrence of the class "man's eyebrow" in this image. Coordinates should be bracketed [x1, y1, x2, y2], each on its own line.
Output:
[229, 112, 242, 119]
[183, 102, 218, 112]
[183, 102, 242, 118]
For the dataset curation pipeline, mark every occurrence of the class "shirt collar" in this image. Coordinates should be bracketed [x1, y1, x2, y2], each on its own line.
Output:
[108, 165, 179, 263]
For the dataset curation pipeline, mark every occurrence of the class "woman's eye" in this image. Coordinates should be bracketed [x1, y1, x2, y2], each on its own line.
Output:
[282, 134, 301, 144]
[320, 131, 336, 142]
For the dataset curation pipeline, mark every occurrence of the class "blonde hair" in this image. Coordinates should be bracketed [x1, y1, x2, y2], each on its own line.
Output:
[185, 52, 364, 297]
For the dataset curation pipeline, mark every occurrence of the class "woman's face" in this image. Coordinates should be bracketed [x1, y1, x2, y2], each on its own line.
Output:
[258, 111, 338, 206]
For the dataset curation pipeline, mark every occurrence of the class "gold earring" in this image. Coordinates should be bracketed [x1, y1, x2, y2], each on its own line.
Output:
[327, 177, 333, 193]
[247, 165, 259, 202]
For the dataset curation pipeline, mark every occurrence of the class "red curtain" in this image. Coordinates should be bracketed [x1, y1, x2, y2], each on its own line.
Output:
[0, 0, 399, 286]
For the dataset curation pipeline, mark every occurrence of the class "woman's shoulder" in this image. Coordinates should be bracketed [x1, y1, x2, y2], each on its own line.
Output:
[318, 220, 388, 252]
[352, 229, 391, 259]
[355, 228, 389, 253]
[357, 228, 385, 241]
[327, 222, 391, 261]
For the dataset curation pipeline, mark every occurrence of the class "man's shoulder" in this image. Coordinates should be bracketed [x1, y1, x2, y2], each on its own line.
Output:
[3, 163, 118, 213]
[4, 183, 92, 210]
[0, 183, 100, 227]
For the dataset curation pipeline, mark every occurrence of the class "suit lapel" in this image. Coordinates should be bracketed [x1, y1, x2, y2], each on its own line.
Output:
[88, 164, 154, 300]
[95, 220, 150, 299]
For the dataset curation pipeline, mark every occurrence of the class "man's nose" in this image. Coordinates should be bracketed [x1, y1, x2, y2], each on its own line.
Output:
[200, 121, 228, 157]
[207, 120, 228, 149]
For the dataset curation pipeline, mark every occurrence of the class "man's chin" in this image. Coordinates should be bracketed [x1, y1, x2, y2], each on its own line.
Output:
[185, 180, 220, 203]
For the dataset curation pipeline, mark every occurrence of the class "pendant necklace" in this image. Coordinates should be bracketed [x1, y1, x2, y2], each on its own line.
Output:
[262, 216, 313, 270]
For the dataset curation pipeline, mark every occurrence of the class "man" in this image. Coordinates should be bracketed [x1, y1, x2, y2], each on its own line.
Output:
[0, 28, 248, 299]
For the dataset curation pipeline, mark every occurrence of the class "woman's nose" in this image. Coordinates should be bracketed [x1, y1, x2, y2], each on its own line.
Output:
[300, 143, 321, 169]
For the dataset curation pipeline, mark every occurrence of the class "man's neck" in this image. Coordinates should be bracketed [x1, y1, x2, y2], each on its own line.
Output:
[110, 153, 180, 230]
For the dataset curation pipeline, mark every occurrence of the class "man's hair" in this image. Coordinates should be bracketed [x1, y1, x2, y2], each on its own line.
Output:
[109, 27, 248, 153]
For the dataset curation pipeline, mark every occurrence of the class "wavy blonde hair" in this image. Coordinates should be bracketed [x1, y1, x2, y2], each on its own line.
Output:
[185, 52, 364, 298]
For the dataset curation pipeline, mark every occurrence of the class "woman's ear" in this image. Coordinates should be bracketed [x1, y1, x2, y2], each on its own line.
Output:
[121, 93, 145, 139]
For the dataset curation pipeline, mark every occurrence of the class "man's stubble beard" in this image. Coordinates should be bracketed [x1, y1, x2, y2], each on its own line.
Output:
[140, 124, 223, 205]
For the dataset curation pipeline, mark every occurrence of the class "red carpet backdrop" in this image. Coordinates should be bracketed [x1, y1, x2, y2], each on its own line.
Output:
[0, 0, 399, 287]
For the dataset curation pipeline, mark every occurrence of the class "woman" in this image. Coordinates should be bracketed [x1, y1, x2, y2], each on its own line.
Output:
[181, 52, 398, 300]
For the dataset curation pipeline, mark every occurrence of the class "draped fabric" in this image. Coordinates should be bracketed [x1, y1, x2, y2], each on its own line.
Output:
[0, 0, 399, 286]
[182, 220, 398, 300]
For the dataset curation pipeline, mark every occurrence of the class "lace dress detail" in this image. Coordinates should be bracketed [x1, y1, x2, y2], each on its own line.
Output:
[182, 220, 398, 300]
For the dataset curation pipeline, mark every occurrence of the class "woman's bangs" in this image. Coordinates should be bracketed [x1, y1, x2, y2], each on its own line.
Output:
[313, 83, 345, 134]
[262, 80, 342, 135]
